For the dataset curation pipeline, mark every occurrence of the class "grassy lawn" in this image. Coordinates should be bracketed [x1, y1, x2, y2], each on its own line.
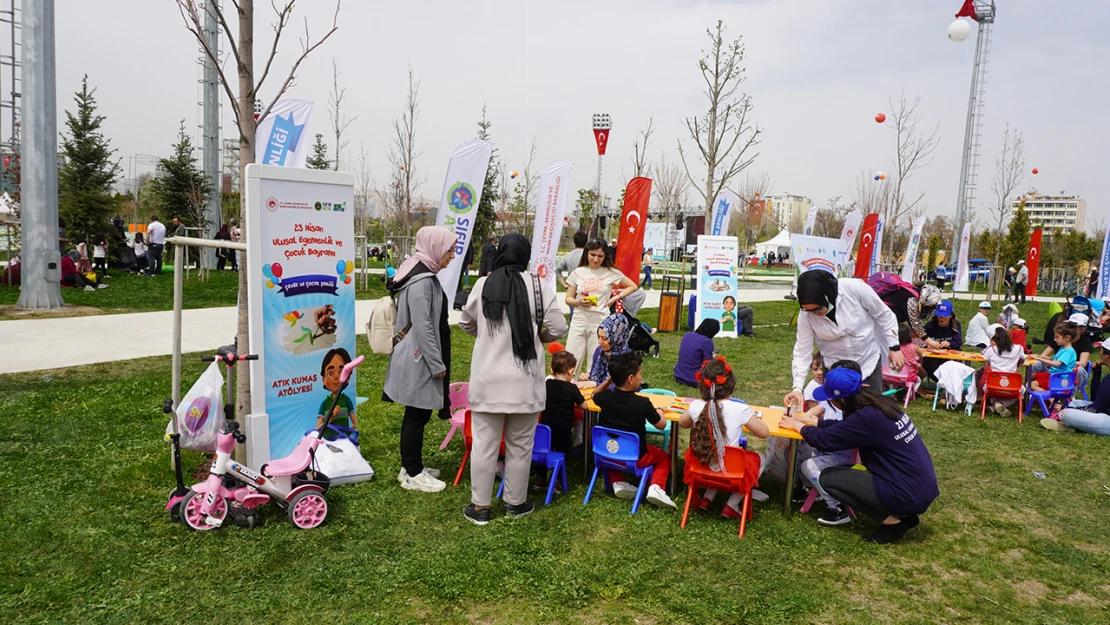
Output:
[0, 268, 391, 319]
[2, 300, 1109, 624]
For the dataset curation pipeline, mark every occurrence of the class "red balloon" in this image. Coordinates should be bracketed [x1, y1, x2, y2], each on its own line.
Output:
[875, 113, 886, 123]
[1032, 168, 1039, 174]
[271, 262, 283, 278]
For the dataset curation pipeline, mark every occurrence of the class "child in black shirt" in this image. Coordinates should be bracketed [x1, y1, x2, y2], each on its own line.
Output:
[545, 350, 587, 454]
[592, 352, 676, 509]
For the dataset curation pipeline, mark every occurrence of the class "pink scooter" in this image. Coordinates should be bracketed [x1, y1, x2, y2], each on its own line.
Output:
[180, 354, 365, 531]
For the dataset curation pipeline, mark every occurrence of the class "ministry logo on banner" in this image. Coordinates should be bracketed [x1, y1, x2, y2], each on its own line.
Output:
[255, 99, 314, 168]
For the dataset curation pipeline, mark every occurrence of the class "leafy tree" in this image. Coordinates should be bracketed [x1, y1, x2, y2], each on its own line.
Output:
[58, 75, 121, 246]
[150, 121, 212, 229]
[974, 229, 997, 263]
[472, 106, 499, 264]
[575, 188, 598, 233]
[925, 234, 942, 271]
[1001, 205, 1031, 270]
[306, 133, 331, 170]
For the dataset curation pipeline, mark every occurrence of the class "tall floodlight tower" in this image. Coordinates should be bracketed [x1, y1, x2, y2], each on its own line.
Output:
[199, 1, 221, 268]
[947, 0, 996, 274]
[16, 0, 60, 309]
[591, 113, 610, 237]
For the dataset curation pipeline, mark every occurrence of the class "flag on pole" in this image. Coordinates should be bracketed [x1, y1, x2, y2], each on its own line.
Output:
[1098, 227, 1110, 299]
[901, 216, 926, 283]
[840, 212, 862, 247]
[1026, 229, 1043, 299]
[434, 140, 493, 304]
[709, 190, 737, 236]
[803, 205, 819, 236]
[954, 223, 972, 292]
[528, 160, 574, 290]
[871, 217, 884, 275]
[254, 99, 314, 168]
[854, 214, 879, 278]
[614, 177, 653, 283]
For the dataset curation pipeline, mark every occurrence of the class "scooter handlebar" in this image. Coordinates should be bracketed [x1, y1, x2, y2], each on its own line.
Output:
[339, 355, 365, 384]
[201, 353, 259, 364]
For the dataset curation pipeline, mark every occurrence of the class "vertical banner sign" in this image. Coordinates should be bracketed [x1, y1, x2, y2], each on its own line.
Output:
[955, 223, 972, 292]
[709, 190, 737, 236]
[871, 217, 884, 275]
[791, 234, 851, 277]
[696, 236, 741, 338]
[434, 140, 494, 303]
[254, 99, 314, 168]
[528, 160, 574, 289]
[901, 216, 926, 283]
[1026, 229, 1043, 299]
[1098, 227, 1110, 299]
[803, 205, 819, 236]
[245, 165, 355, 463]
[840, 212, 862, 246]
[614, 177, 653, 283]
[854, 213, 880, 278]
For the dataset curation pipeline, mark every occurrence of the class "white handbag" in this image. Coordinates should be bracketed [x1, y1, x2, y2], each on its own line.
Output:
[313, 434, 375, 486]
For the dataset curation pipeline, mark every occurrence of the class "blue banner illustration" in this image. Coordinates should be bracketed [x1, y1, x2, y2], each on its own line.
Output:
[278, 274, 338, 297]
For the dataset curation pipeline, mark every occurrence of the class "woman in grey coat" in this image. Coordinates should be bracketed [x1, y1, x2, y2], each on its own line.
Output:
[458, 234, 568, 524]
[383, 226, 458, 493]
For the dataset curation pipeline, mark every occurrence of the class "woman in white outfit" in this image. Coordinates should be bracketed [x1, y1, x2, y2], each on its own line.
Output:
[564, 239, 638, 376]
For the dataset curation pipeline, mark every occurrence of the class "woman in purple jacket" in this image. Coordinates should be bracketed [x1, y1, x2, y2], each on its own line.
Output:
[780, 359, 939, 544]
[674, 319, 718, 387]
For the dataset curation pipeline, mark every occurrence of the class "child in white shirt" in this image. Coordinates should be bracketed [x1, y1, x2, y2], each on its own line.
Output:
[799, 352, 858, 527]
[678, 357, 768, 519]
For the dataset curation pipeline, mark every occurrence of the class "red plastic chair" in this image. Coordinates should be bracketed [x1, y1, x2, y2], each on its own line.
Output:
[680, 446, 760, 537]
[980, 371, 1025, 422]
[452, 410, 506, 487]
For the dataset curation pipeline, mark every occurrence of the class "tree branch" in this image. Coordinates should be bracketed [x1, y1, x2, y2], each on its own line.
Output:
[257, 1, 341, 124]
[174, 0, 241, 127]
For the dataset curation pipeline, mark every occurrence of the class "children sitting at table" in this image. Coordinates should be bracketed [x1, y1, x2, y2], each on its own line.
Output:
[978, 325, 1025, 418]
[678, 356, 768, 519]
[1009, 317, 1031, 354]
[897, 324, 925, 387]
[582, 313, 633, 391]
[591, 352, 677, 509]
[1031, 321, 1080, 419]
[545, 350, 588, 457]
[921, 300, 963, 382]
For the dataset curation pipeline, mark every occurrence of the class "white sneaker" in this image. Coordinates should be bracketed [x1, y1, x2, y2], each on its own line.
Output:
[612, 481, 637, 501]
[646, 484, 677, 509]
[84, 285, 95, 291]
[97, 284, 109, 289]
[397, 467, 440, 483]
[399, 469, 446, 493]
[751, 488, 769, 502]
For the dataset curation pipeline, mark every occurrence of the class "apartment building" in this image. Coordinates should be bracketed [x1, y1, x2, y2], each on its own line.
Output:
[1011, 190, 1087, 234]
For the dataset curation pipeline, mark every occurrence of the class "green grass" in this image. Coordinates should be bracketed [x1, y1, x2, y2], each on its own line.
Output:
[2, 301, 1109, 624]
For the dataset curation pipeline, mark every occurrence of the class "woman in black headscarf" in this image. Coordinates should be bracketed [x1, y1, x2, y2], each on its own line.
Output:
[784, 270, 902, 411]
[458, 233, 569, 524]
[674, 319, 719, 387]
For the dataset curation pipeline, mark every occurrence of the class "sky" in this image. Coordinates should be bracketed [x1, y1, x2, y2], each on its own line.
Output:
[46, 0, 1110, 230]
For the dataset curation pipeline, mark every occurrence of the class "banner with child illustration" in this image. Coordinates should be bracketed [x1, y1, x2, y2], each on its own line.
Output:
[790, 234, 851, 278]
[246, 165, 356, 462]
[696, 235, 740, 339]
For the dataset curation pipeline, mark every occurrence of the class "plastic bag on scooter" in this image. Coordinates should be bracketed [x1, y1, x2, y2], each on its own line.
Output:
[167, 361, 224, 452]
[313, 429, 375, 486]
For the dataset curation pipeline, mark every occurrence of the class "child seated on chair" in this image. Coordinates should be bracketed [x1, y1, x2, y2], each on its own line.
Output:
[798, 352, 859, 526]
[897, 324, 924, 386]
[545, 350, 587, 456]
[1030, 321, 1079, 418]
[978, 325, 1025, 417]
[679, 356, 768, 519]
[592, 352, 677, 509]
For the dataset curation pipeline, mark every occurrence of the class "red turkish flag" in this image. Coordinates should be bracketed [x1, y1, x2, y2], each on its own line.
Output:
[593, 128, 609, 156]
[1026, 229, 1042, 298]
[955, 0, 978, 21]
[854, 213, 880, 278]
[614, 177, 652, 283]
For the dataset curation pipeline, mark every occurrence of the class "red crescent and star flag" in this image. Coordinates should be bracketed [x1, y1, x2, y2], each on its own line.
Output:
[1026, 229, 1042, 298]
[593, 128, 609, 156]
[854, 213, 880, 278]
[614, 177, 653, 285]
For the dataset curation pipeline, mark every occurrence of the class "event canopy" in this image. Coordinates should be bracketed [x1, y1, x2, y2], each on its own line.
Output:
[754, 229, 791, 257]
[0, 192, 16, 225]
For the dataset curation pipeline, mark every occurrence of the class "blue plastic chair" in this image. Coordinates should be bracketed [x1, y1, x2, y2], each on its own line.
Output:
[497, 424, 567, 505]
[1025, 370, 1077, 417]
[1080, 362, 1091, 401]
[639, 388, 675, 450]
[583, 426, 653, 514]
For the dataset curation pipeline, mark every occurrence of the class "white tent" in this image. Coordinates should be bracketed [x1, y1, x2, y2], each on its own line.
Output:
[0, 192, 15, 225]
[754, 229, 791, 257]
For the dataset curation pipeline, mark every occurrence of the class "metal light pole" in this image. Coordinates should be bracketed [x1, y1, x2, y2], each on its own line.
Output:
[200, 0, 222, 269]
[16, 0, 60, 309]
[591, 113, 610, 240]
[948, 1, 996, 291]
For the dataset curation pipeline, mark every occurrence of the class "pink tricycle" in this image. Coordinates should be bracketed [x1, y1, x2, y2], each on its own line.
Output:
[180, 354, 365, 531]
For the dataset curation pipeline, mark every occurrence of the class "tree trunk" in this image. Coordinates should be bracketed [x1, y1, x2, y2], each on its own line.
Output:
[236, 0, 255, 417]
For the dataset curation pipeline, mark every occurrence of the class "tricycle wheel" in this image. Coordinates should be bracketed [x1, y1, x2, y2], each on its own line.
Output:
[288, 491, 328, 529]
[181, 490, 228, 531]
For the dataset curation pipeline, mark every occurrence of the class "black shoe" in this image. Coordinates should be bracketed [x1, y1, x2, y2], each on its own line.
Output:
[863, 515, 918, 544]
[791, 486, 810, 504]
[463, 504, 490, 526]
[504, 500, 535, 519]
[817, 507, 852, 526]
[743, 332, 756, 338]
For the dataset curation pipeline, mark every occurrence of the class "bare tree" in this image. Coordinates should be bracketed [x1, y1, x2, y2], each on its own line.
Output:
[813, 195, 856, 239]
[387, 65, 423, 247]
[987, 125, 1024, 293]
[353, 143, 372, 239]
[175, 0, 340, 415]
[678, 20, 761, 224]
[652, 157, 689, 269]
[631, 115, 654, 178]
[328, 57, 357, 171]
[880, 89, 939, 261]
[732, 170, 772, 278]
[516, 138, 538, 233]
[496, 160, 511, 230]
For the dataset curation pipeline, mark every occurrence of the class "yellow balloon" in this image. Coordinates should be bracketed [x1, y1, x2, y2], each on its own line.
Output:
[344, 260, 353, 275]
[266, 279, 275, 288]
